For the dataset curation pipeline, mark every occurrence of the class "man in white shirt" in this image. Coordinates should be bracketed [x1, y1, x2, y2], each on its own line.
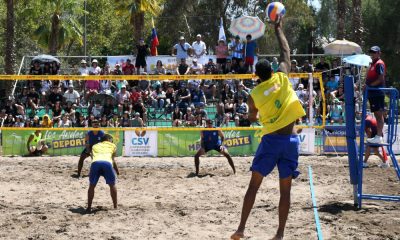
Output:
[78, 59, 89, 76]
[192, 34, 207, 65]
[63, 84, 80, 105]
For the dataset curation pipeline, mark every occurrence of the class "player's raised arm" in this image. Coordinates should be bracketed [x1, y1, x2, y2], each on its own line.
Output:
[274, 18, 290, 75]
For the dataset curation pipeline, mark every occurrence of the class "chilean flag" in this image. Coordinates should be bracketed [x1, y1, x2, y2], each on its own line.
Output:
[151, 18, 159, 56]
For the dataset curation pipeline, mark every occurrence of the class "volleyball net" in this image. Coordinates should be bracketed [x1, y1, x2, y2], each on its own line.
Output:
[0, 72, 326, 156]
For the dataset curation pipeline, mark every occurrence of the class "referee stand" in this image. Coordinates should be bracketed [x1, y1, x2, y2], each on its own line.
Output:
[344, 75, 400, 208]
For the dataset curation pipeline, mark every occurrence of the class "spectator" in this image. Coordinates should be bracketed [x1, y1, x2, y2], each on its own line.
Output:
[244, 34, 258, 72]
[30, 61, 43, 75]
[234, 59, 248, 74]
[78, 59, 89, 75]
[113, 63, 123, 75]
[271, 57, 279, 73]
[14, 115, 25, 127]
[238, 112, 252, 126]
[172, 106, 183, 127]
[193, 104, 208, 126]
[330, 86, 345, 102]
[41, 114, 52, 128]
[229, 35, 244, 67]
[116, 85, 131, 105]
[120, 111, 131, 127]
[234, 83, 249, 103]
[165, 84, 176, 112]
[326, 75, 339, 95]
[123, 59, 135, 75]
[31, 115, 41, 127]
[224, 97, 235, 126]
[215, 101, 225, 127]
[153, 60, 166, 75]
[172, 36, 192, 61]
[290, 59, 301, 73]
[135, 38, 150, 74]
[103, 98, 115, 118]
[100, 115, 109, 127]
[89, 59, 102, 76]
[191, 84, 206, 108]
[109, 113, 120, 128]
[301, 60, 314, 73]
[129, 86, 142, 105]
[192, 34, 207, 65]
[183, 107, 196, 126]
[223, 59, 234, 74]
[175, 83, 191, 113]
[75, 113, 88, 127]
[18, 87, 29, 107]
[63, 84, 80, 105]
[64, 102, 76, 121]
[59, 114, 72, 128]
[329, 99, 344, 124]
[150, 86, 166, 110]
[85, 79, 100, 103]
[40, 80, 52, 105]
[91, 100, 103, 118]
[52, 101, 63, 121]
[215, 39, 229, 73]
[201, 79, 216, 102]
[315, 57, 330, 81]
[204, 58, 218, 74]
[27, 86, 40, 110]
[3, 114, 14, 127]
[132, 98, 147, 124]
[176, 58, 190, 75]
[234, 96, 248, 126]
[221, 83, 234, 103]
[189, 58, 203, 74]
[131, 112, 144, 127]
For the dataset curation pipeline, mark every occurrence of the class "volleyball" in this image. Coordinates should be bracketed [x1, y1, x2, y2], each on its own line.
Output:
[266, 2, 286, 23]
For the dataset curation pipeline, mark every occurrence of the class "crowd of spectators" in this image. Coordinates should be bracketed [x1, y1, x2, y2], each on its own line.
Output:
[1, 35, 353, 128]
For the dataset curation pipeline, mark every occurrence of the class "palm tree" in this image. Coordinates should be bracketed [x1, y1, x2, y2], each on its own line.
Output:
[337, 0, 346, 40]
[352, 0, 363, 45]
[3, 0, 16, 99]
[33, 0, 85, 55]
[114, 0, 161, 42]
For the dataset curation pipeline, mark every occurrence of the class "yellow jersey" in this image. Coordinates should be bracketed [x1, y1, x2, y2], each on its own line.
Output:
[91, 141, 117, 164]
[250, 72, 305, 135]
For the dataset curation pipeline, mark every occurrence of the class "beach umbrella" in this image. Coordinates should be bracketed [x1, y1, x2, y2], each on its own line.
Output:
[324, 39, 362, 55]
[89, 93, 117, 105]
[32, 54, 61, 64]
[229, 16, 266, 40]
[343, 54, 372, 67]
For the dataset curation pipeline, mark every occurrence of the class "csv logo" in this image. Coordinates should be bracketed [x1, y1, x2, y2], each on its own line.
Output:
[131, 138, 150, 145]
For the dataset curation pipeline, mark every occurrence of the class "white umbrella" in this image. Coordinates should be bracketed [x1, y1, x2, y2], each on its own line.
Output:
[229, 16, 266, 40]
[343, 54, 372, 67]
[324, 39, 362, 55]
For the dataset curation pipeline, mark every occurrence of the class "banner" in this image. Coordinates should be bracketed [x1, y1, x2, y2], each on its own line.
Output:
[299, 128, 315, 154]
[157, 128, 315, 157]
[323, 126, 361, 153]
[124, 130, 158, 156]
[2, 130, 123, 156]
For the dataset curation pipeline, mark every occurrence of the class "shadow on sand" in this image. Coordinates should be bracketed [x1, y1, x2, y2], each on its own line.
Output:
[186, 172, 216, 178]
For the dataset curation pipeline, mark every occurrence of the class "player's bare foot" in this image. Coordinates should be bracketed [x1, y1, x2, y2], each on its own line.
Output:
[270, 234, 283, 240]
[231, 231, 244, 239]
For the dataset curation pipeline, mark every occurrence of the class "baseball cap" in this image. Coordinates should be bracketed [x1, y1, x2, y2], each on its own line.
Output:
[298, 84, 304, 88]
[369, 46, 381, 53]
[192, 58, 198, 62]
[68, 84, 74, 88]
[121, 84, 126, 88]
[92, 59, 98, 63]
[291, 59, 297, 64]
[81, 59, 87, 64]
[196, 34, 201, 38]
[179, 36, 185, 40]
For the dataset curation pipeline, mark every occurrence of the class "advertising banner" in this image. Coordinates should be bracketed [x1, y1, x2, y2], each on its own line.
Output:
[2, 130, 123, 156]
[157, 128, 315, 157]
[323, 126, 361, 153]
[124, 130, 158, 156]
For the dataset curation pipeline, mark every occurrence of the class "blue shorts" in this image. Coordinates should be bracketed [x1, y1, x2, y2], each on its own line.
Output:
[204, 144, 222, 153]
[89, 161, 116, 185]
[251, 135, 300, 179]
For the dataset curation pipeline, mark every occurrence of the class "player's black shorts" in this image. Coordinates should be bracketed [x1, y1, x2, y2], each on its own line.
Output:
[135, 58, 147, 68]
[368, 95, 385, 112]
[204, 144, 222, 153]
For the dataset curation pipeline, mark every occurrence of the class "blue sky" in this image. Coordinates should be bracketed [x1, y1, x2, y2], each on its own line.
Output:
[309, 0, 321, 11]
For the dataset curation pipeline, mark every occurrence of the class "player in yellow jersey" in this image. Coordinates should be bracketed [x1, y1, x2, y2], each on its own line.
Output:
[27, 129, 48, 156]
[87, 134, 120, 213]
[231, 17, 305, 240]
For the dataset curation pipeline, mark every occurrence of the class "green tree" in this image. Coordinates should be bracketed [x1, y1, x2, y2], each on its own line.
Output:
[337, 0, 346, 40]
[32, 0, 85, 55]
[1, 0, 16, 98]
[351, 0, 362, 45]
[114, 0, 161, 43]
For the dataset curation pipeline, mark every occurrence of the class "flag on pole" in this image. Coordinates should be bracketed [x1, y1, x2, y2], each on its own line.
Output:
[218, 17, 226, 42]
[150, 18, 159, 56]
